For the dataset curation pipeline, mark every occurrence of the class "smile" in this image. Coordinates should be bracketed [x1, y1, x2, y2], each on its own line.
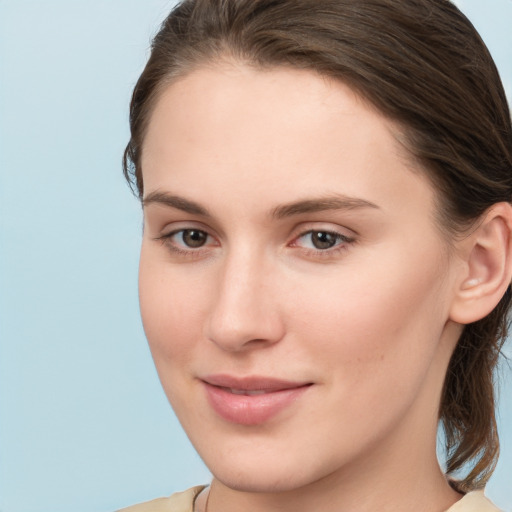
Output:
[201, 375, 312, 425]
[226, 388, 268, 396]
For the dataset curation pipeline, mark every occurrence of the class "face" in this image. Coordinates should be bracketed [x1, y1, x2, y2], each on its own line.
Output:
[139, 64, 463, 493]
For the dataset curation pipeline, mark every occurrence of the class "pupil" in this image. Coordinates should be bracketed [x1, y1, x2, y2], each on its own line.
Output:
[183, 230, 207, 248]
[312, 231, 336, 250]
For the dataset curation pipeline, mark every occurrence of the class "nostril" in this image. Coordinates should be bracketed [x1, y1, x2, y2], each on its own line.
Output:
[205, 312, 285, 352]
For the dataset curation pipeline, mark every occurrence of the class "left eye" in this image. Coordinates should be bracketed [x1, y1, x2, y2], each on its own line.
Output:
[295, 230, 349, 250]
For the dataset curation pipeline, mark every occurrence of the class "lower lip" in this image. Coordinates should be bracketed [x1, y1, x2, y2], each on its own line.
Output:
[203, 383, 310, 425]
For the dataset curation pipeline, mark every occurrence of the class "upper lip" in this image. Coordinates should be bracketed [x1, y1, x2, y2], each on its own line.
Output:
[201, 374, 312, 392]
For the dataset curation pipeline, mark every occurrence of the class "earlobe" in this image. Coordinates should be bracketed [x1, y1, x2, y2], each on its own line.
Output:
[450, 202, 512, 325]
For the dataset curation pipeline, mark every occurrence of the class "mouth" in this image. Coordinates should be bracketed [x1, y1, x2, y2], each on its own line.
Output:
[223, 388, 270, 396]
[201, 374, 312, 425]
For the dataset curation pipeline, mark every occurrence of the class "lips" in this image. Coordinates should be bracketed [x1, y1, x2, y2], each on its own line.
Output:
[201, 374, 312, 425]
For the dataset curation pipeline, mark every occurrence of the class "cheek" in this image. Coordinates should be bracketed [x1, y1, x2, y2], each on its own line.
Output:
[283, 261, 450, 446]
[138, 245, 209, 366]
[289, 245, 450, 386]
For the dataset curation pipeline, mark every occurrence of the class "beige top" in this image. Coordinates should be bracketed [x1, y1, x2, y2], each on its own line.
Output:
[117, 485, 503, 512]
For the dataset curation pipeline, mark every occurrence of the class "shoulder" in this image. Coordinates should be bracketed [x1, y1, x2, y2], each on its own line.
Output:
[445, 490, 503, 512]
[117, 486, 206, 512]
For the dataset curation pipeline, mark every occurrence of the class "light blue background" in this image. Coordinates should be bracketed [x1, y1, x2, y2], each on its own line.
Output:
[0, 1, 511, 511]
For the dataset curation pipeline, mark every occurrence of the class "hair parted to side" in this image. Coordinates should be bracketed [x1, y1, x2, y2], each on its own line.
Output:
[124, 0, 512, 492]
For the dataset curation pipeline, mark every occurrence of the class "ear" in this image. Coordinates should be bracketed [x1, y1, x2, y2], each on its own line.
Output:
[450, 202, 512, 325]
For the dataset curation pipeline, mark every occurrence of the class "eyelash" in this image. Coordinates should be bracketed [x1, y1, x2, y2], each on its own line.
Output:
[155, 228, 355, 259]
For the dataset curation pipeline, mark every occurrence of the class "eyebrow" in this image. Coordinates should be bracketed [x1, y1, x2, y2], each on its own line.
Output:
[142, 191, 379, 218]
[143, 191, 211, 217]
[271, 195, 379, 219]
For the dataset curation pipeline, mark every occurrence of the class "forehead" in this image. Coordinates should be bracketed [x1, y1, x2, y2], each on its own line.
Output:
[141, 63, 436, 225]
[144, 63, 392, 150]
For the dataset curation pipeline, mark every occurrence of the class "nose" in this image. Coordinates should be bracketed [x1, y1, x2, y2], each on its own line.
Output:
[204, 250, 285, 352]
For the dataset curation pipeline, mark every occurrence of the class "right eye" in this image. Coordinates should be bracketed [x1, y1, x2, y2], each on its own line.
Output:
[173, 229, 209, 248]
[157, 228, 218, 255]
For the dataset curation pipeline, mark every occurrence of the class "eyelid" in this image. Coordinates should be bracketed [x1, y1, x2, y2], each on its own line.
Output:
[155, 219, 217, 240]
[164, 228, 215, 244]
[289, 222, 356, 242]
[291, 230, 353, 247]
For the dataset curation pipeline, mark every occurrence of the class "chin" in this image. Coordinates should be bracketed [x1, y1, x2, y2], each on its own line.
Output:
[204, 449, 337, 494]
[214, 470, 310, 493]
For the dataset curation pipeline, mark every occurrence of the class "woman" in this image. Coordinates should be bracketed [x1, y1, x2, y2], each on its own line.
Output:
[120, 0, 512, 510]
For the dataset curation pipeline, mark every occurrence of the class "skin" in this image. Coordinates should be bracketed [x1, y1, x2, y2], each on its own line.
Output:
[139, 63, 467, 512]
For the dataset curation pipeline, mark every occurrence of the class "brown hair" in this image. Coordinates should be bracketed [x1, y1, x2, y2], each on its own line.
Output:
[123, 0, 512, 491]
